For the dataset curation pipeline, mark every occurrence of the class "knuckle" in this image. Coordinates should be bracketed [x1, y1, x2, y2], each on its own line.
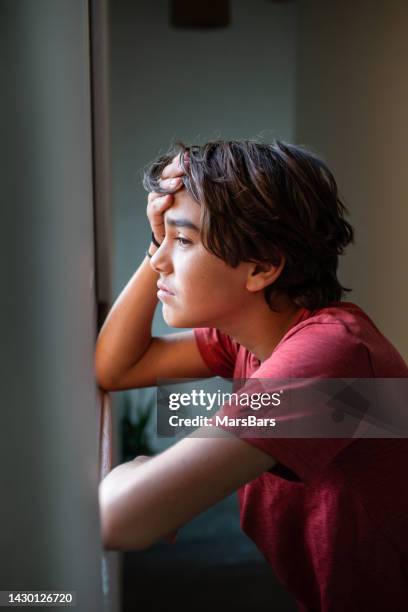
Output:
[158, 178, 172, 190]
[152, 197, 166, 211]
[161, 157, 184, 180]
[161, 164, 174, 179]
[147, 191, 158, 204]
[163, 178, 183, 191]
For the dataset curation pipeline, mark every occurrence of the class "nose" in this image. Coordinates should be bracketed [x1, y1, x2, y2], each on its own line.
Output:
[149, 238, 172, 274]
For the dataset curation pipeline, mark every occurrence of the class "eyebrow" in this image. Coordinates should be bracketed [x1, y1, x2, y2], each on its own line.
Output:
[165, 216, 200, 232]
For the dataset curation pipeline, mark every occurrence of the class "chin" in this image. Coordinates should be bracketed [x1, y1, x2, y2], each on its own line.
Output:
[162, 307, 187, 328]
[162, 306, 202, 329]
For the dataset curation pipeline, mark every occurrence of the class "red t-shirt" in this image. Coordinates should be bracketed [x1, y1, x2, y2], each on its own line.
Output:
[194, 302, 408, 612]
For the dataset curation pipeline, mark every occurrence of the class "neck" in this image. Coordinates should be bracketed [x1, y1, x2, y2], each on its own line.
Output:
[217, 293, 304, 363]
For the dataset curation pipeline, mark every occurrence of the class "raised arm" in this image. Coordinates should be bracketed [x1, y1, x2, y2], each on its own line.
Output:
[94, 155, 213, 390]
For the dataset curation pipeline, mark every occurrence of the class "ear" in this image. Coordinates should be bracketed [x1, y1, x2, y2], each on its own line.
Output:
[245, 256, 285, 293]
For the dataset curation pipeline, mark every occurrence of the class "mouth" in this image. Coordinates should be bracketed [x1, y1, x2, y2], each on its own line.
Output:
[157, 289, 175, 301]
[157, 280, 175, 299]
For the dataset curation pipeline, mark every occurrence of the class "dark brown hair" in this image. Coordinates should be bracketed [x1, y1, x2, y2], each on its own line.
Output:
[143, 140, 354, 312]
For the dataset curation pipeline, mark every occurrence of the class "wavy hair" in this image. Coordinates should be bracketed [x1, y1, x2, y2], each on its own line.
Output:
[143, 140, 354, 312]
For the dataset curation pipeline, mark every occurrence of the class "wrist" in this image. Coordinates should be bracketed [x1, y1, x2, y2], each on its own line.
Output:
[151, 231, 162, 248]
[146, 232, 162, 259]
[146, 242, 159, 259]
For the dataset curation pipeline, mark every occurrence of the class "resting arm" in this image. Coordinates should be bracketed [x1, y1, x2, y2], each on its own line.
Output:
[98, 427, 276, 551]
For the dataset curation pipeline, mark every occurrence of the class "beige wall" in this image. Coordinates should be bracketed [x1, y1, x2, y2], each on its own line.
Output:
[296, 0, 408, 361]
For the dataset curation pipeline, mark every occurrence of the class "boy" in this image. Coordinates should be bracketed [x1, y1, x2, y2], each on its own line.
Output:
[95, 140, 408, 612]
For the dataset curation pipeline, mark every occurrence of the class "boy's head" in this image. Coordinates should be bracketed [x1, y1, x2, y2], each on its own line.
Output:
[143, 139, 354, 313]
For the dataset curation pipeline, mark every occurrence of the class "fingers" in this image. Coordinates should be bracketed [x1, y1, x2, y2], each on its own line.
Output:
[147, 192, 173, 209]
[146, 151, 189, 235]
[147, 193, 174, 236]
[161, 153, 188, 180]
[157, 176, 184, 192]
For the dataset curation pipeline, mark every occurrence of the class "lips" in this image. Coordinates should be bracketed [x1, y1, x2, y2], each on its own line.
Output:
[157, 280, 175, 295]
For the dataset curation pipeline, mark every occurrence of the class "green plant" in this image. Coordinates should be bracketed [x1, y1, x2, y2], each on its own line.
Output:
[120, 392, 154, 461]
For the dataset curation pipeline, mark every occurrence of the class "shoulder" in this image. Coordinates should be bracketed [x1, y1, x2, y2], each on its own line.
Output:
[194, 327, 240, 379]
[283, 301, 374, 342]
[259, 302, 375, 378]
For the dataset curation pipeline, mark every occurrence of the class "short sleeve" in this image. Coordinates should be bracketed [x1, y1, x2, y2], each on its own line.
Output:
[214, 322, 374, 485]
[194, 327, 239, 379]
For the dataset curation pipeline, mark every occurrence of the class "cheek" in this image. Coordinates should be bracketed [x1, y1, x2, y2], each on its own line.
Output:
[180, 257, 247, 304]
[162, 257, 249, 328]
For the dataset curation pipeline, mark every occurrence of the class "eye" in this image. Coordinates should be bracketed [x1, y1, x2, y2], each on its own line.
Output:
[174, 236, 191, 247]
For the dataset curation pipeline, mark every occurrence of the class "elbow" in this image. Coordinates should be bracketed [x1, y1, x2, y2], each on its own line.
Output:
[101, 525, 132, 552]
[94, 338, 119, 391]
[101, 528, 118, 552]
[100, 510, 123, 551]
[98, 482, 153, 552]
[94, 349, 109, 391]
[94, 353, 120, 392]
[98, 490, 117, 550]
[95, 375, 118, 393]
[101, 523, 153, 552]
[101, 529, 152, 552]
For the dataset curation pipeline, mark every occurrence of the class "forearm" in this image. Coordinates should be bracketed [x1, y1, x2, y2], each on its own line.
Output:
[99, 457, 163, 551]
[94, 243, 159, 389]
[99, 460, 145, 550]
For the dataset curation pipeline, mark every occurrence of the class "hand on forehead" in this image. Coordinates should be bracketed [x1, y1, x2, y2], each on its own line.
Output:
[161, 152, 189, 179]
[158, 153, 189, 192]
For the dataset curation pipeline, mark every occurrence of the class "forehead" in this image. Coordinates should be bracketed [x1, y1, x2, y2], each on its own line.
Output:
[163, 188, 201, 226]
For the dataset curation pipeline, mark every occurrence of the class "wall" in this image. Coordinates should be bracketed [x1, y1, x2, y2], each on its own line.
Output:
[0, 1, 106, 609]
[296, 0, 408, 361]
